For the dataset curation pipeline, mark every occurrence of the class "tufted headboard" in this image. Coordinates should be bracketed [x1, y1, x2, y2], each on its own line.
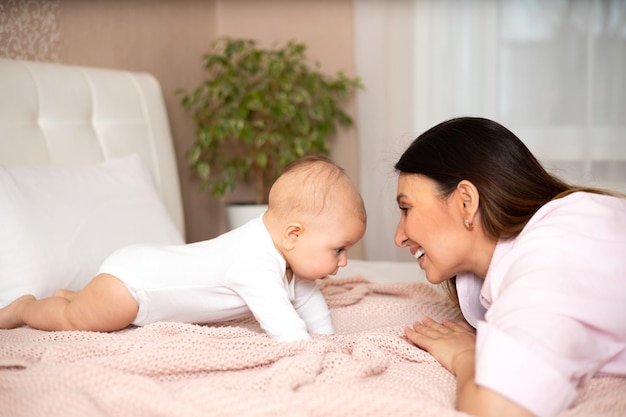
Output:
[0, 58, 184, 236]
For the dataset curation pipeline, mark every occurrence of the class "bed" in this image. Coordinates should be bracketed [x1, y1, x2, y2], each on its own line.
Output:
[1, 58, 623, 417]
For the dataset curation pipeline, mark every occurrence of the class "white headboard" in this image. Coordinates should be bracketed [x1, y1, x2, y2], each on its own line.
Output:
[0, 58, 185, 237]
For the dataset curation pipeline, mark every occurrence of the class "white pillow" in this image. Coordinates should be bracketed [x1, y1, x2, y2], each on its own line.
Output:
[0, 154, 184, 307]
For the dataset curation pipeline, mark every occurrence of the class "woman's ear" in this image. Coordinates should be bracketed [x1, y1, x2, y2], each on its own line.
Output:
[282, 222, 303, 251]
[457, 180, 480, 219]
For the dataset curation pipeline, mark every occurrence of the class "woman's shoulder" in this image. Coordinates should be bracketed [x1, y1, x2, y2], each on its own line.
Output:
[503, 191, 626, 267]
[530, 191, 626, 227]
[551, 190, 624, 208]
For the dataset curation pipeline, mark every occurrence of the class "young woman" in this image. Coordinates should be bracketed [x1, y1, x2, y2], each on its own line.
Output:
[394, 117, 626, 417]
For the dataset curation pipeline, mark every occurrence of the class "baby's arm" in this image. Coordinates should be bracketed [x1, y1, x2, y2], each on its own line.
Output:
[292, 278, 334, 335]
[229, 276, 313, 341]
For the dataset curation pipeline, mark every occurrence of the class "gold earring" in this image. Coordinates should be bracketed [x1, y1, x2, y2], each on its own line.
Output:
[464, 219, 474, 231]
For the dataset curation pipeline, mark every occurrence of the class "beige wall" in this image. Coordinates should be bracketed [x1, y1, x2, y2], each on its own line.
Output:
[215, 0, 360, 189]
[0, 0, 363, 257]
[57, 0, 222, 244]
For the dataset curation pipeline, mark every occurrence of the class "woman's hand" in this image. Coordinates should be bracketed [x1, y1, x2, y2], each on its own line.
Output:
[404, 316, 476, 375]
[406, 317, 535, 417]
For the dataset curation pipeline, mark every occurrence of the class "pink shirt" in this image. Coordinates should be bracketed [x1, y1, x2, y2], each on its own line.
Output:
[456, 192, 626, 417]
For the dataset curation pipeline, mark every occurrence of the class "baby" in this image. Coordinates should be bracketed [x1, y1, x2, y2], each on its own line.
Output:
[0, 156, 367, 341]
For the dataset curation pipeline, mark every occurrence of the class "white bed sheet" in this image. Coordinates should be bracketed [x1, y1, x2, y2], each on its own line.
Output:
[336, 259, 440, 288]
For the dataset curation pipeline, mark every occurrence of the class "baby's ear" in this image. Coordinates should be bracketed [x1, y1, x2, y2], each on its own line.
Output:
[282, 222, 303, 250]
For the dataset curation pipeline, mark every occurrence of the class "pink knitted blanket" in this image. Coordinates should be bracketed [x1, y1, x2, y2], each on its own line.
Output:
[1, 277, 624, 417]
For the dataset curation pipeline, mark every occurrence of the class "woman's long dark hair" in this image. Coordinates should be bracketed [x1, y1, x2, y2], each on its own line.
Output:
[395, 117, 620, 304]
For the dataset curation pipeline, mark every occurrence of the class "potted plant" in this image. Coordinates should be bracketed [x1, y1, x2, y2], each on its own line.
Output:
[177, 37, 363, 227]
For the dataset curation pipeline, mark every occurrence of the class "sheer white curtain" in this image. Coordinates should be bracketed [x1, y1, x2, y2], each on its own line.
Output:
[354, 0, 626, 261]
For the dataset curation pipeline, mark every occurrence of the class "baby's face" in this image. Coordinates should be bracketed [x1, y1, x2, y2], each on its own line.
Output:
[288, 207, 365, 281]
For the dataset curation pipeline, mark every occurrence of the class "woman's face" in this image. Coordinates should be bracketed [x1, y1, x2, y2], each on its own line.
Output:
[394, 174, 470, 284]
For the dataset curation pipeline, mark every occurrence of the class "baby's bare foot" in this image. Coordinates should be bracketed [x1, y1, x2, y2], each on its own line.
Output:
[0, 295, 36, 329]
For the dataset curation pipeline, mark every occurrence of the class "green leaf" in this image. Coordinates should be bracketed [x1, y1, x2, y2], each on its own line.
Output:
[197, 161, 211, 181]
[176, 36, 364, 203]
[255, 152, 268, 168]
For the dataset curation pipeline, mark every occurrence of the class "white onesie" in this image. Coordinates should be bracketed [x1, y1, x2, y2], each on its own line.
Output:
[97, 214, 334, 341]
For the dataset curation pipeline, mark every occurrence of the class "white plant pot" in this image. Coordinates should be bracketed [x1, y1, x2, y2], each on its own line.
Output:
[226, 203, 268, 230]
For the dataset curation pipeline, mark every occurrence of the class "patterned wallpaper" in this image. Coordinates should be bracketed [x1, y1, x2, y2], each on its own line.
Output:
[0, 0, 60, 61]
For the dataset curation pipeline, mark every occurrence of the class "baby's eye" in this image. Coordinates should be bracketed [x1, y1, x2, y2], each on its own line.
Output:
[335, 247, 345, 255]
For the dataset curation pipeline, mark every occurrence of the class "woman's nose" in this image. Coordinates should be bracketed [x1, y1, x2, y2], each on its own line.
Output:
[394, 222, 408, 247]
